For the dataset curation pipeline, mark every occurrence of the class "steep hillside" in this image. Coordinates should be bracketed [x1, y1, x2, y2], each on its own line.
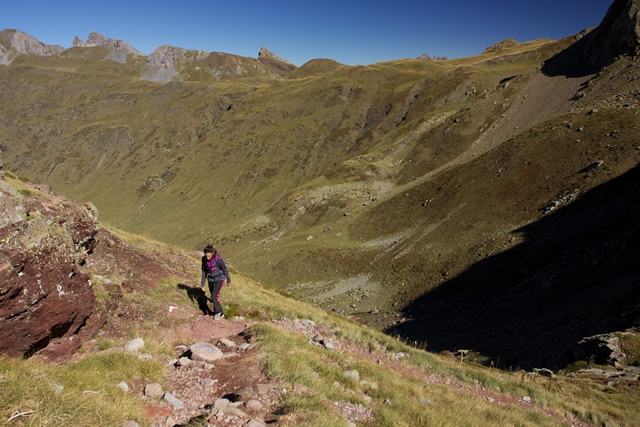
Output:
[0, 0, 639, 370]
[1, 171, 640, 426]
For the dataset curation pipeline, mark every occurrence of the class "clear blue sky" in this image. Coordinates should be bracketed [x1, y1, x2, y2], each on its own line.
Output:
[1, 0, 614, 66]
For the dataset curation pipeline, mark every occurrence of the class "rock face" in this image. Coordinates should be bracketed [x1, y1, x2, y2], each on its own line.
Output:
[581, 0, 640, 68]
[73, 31, 143, 63]
[147, 45, 208, 69]
[0, 29, 64, 64]
[543, 0, 640, 75]
[0, 175, 99, 358]
[258, 47, 295, 66]
[257, 47, 297, 77]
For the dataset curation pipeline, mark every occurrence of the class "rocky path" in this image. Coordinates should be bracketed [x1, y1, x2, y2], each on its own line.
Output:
[125, 314, 592, 427]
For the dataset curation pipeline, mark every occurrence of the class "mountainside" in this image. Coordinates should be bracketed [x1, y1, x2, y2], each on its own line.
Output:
[0, 28, 64, 64]
[1, 0, 639, 371]
[2, 166, 640, 426]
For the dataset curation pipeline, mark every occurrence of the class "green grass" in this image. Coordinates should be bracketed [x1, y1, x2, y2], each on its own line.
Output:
[0, 353, 163, 426]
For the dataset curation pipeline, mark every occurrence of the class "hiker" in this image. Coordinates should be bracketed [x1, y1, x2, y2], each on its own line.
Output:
[200, 244, 232, 319]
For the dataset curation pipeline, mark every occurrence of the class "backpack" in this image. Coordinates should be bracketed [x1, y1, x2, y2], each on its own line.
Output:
[206, 254, 221, 276]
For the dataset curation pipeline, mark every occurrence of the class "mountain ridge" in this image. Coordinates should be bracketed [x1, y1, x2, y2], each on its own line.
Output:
[0, 28, 64, 64]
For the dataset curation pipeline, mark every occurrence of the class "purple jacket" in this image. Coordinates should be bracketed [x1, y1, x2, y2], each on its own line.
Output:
[201, 254, 231, 287]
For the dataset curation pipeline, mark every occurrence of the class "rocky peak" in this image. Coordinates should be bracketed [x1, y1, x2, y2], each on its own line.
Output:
[258, 47, 295, 66]
[0, 29, 64, 64]
[73, 31, 143, 63]
[73, 35, 85, 47]
[147, 45, 208, 69]
[417, 52, 448, 61]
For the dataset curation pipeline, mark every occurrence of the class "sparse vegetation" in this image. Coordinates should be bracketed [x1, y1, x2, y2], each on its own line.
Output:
[0, 353, 162, 426]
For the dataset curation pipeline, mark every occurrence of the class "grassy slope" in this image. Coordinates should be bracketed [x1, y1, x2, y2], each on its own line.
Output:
[1, 216, 638, 426]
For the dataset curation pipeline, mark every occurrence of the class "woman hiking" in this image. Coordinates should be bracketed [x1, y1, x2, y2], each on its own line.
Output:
[200, 244, 232, 319]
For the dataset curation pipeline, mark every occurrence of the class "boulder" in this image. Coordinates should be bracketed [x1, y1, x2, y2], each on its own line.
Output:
[144, 383, 164, 399]
[164, 392, 184, 409]
[190, 342, 224, 362]
[124, 338, 145, 353]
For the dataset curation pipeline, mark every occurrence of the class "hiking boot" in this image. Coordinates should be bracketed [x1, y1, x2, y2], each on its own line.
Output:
[214, 313, 224, 320]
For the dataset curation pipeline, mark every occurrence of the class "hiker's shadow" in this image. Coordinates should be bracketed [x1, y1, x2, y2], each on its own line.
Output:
[178, 283, 213, 315]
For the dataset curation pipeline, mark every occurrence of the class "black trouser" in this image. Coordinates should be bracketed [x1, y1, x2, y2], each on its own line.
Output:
[208, 279, 225, 315]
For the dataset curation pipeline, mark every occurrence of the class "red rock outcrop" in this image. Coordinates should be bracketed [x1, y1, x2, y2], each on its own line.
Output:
[0, 175, 99, 358]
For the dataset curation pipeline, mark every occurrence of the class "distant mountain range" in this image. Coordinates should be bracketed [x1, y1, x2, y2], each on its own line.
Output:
[0, 28, 297, 82]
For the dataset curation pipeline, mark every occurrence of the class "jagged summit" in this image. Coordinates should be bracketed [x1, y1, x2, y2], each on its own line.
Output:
[0, 28, 64, 64]
[417, 52, 448, 61]
[258, 47, 295, 66]
[142, 44, 296, 83]
[72, 31, 143, 63]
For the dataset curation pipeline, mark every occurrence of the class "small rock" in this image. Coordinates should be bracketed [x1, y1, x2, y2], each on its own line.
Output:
[238, 343, 251, 352]
[138, 353, 152, 360]
[178, 356, 191, 366]
[50, 383, 64, 396]
[223, 352, 240, 358]
[306, 235, 314, 241]
[218, 338, 236, 348]
[190, 342, 224, 362]
[121, 421, 140, 427]
[256, 384, 271, 395]
[300, 319, 317, 327]
[293, 383, 309, 395]
[324, 341, 335, 350]
[522, 396, 532, 403]
[204, 363, 216, 370]
[215, 398, 248, 416]
[384, 399, 392, 406]
[236, 386, 257, 400]
[245, 399, 263, 411]
[117, 381, 129, 392]
[343, 370, 360, 382]
[124, 338, 144, 353]
[245, 420, 266, 427]
[144, 383, 164, 399]
[164, 392, 185, 409]
[533, 368, 556, 378]
[200, 378, 218, 387]
[581, 160, 604, 173]
[164, 417, 176, 427]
